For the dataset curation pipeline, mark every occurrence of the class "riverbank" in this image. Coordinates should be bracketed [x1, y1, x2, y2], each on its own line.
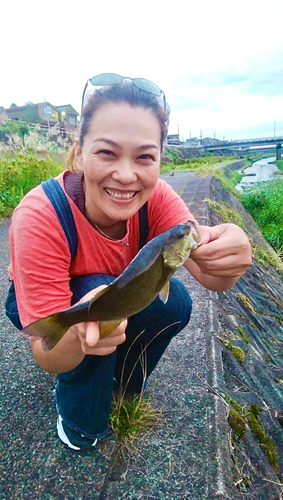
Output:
[1, 171, 283, 499]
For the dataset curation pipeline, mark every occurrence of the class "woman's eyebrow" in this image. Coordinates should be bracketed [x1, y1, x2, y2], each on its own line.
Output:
[92, 138, 119, 147]
[138, 144, 158, 151]
[92, 139, 158, 151]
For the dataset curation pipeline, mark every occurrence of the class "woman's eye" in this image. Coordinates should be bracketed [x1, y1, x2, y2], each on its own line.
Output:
[98, 150, 114, 156]
[139, 154, 154, 161]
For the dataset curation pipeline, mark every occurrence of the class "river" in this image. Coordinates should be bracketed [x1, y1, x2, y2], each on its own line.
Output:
[236, 156, 283, 191]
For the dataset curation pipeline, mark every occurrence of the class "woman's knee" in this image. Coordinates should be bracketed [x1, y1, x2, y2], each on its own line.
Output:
[70, 274, 115, 304]
[165, 277, 192, 329]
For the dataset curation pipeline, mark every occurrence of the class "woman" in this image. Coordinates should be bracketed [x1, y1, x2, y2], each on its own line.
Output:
[6, 74, 252, 450]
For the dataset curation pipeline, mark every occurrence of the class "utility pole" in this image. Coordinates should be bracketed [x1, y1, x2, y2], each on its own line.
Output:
[274, 115, 276, 138]
[177, 124, 180, 139]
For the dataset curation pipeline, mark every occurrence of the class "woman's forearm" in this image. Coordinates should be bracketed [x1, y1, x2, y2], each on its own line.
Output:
[31, 325, 85, 374]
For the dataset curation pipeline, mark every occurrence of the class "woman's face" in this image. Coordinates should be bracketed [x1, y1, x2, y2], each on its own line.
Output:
[75, 102, 161, 227]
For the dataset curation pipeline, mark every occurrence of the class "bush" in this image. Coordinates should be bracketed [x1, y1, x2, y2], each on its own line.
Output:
[242, 180, 283, 252]
[0, 152, 63, 218]
[0, 121, 30, 142]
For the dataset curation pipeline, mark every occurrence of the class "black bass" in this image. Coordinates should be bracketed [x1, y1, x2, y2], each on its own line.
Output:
[22, 221, 201, 350]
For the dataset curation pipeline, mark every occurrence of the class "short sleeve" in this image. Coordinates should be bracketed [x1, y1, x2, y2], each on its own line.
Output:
[9, 201, 73, 327]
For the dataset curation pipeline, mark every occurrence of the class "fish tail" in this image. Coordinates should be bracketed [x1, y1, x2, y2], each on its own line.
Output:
[21, 312, 70, 351]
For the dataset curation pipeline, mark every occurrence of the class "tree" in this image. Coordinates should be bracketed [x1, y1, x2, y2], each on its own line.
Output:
[10, 103, 17, 108]
[21, 103, 41, 124]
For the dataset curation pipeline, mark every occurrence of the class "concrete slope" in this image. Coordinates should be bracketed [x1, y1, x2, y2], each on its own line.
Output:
[1, 172, 283, 500]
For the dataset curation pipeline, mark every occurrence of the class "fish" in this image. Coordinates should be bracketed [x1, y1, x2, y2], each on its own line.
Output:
[22, 221, 201, 351]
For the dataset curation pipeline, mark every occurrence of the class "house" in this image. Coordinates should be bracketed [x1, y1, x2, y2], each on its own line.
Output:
[184, 137, 201, 148]
[3, 102, 79, 131]
[55, 105, 79, 131]
[201, 137, 223, 146]
[167, 134, 181, 145]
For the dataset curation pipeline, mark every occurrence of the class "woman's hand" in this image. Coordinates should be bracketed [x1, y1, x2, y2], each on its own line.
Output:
[185, 223, 252, 291]
[74, 286, 127, 356]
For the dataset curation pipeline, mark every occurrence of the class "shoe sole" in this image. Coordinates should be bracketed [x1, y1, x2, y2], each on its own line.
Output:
[57, 416, 98, 451]
[57, 415, 81, 450]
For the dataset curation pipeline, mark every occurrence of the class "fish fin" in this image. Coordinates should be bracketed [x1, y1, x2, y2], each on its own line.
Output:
[99, 319, 123, 340]
[21, 312, 69, 351]
[159, 281, 170, 304]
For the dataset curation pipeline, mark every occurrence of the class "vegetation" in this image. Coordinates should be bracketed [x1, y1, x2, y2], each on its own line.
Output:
[0, 152, 63, 218]
[274, 159, 283, 174]
[160, 153, 237, 175]
[241, 180, 283, 253]
[224, 396, 280, 473]
[0, 121, 30, 142]
[110, 391, 162, 450]
[205, 199, 283, 274]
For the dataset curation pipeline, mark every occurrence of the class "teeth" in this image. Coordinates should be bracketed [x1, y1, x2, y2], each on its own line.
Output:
[105, 189, 135, 200]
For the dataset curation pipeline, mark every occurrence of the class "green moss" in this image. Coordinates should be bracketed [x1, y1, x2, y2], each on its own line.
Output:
[237, 293, 257, 315]
[230, 399, 243, 413]
[219, 338, 246, 364]
[247, 412, 266, 442]
[237, 326, 249, 343]
[229, 409, 246, 440]
[261, 440, 279, 469]
[246, 406, 279, 470]
[248, 404, 260, 419]
[231, 346, 246, 364]
[204, 199, 244, 228]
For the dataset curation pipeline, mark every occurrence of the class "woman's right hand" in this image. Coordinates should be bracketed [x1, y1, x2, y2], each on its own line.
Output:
[73, 285, 127, 356]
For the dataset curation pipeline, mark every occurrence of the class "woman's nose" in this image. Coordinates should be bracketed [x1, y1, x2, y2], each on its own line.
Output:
[111, 159, 138, 183]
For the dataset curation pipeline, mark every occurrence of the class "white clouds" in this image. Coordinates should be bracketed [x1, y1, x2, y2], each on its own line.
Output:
[1, 0, 283, 139]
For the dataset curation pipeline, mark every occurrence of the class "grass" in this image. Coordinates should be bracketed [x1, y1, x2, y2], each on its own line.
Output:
[160, 154, 237, 175]
[0, 151, 63, 219]
[110, 391, 162, 452]
[109, 328, 169, 451]
[241, 180, 283, 253]
[204, 198, 283, 275]
[274, 159, 283, 174]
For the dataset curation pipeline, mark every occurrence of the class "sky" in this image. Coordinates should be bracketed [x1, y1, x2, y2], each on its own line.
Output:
[1, 0, 283, 141]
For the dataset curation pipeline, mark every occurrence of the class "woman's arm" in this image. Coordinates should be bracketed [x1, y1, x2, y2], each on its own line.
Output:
[184, 223, 252, 292]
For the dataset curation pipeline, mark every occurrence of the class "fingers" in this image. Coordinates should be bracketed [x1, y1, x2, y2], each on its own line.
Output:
[190, 223, 252, 277]
[77, 318, 128, 356]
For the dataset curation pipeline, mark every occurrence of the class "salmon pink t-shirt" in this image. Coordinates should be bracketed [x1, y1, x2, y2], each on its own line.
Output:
[8, 171, 195, 327]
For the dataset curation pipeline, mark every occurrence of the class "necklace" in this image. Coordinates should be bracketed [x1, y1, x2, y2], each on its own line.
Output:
[92, 220, 129, 246]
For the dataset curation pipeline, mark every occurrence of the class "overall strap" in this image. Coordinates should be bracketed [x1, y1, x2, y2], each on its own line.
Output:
[41, 177, 149, 257]
[138, 202, 149, 250]
[41, 178, 78, 262]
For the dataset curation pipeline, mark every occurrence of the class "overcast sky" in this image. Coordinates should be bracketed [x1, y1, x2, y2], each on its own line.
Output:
[2, 0, 283, 141]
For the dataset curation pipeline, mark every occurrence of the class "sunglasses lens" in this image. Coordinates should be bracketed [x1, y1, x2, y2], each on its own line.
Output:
[133, 78, 162, 96]
[90, 73, 123, 86]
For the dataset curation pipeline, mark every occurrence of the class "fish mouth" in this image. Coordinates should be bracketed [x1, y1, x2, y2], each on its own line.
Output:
[104, 188, 137, 201]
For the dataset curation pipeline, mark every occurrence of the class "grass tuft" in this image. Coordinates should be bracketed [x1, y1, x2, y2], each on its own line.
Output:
[110, 391, 163, 451]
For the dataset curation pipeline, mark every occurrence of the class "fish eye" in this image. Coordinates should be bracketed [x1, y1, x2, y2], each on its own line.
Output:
[177, 232, 185, 239]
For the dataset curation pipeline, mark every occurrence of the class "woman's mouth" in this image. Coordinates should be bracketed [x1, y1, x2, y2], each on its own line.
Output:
[105, 188, 136, 200]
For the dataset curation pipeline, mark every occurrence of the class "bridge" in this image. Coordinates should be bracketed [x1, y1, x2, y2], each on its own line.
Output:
[204, 136, 282, 160]
[169, 136, 282, 160]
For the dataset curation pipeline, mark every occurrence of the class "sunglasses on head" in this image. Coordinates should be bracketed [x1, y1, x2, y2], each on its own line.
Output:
[81, 73, 166, 115]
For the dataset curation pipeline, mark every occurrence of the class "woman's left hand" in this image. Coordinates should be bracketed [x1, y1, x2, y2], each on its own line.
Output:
[190, 223, 252, 278]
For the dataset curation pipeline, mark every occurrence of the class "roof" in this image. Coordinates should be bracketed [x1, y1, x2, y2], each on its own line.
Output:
[54, 105, 79, 116]
[4, 102, 79, 116]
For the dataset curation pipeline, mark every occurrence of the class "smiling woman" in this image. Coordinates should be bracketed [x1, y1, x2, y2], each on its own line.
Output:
[5, 73, 252, 451]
